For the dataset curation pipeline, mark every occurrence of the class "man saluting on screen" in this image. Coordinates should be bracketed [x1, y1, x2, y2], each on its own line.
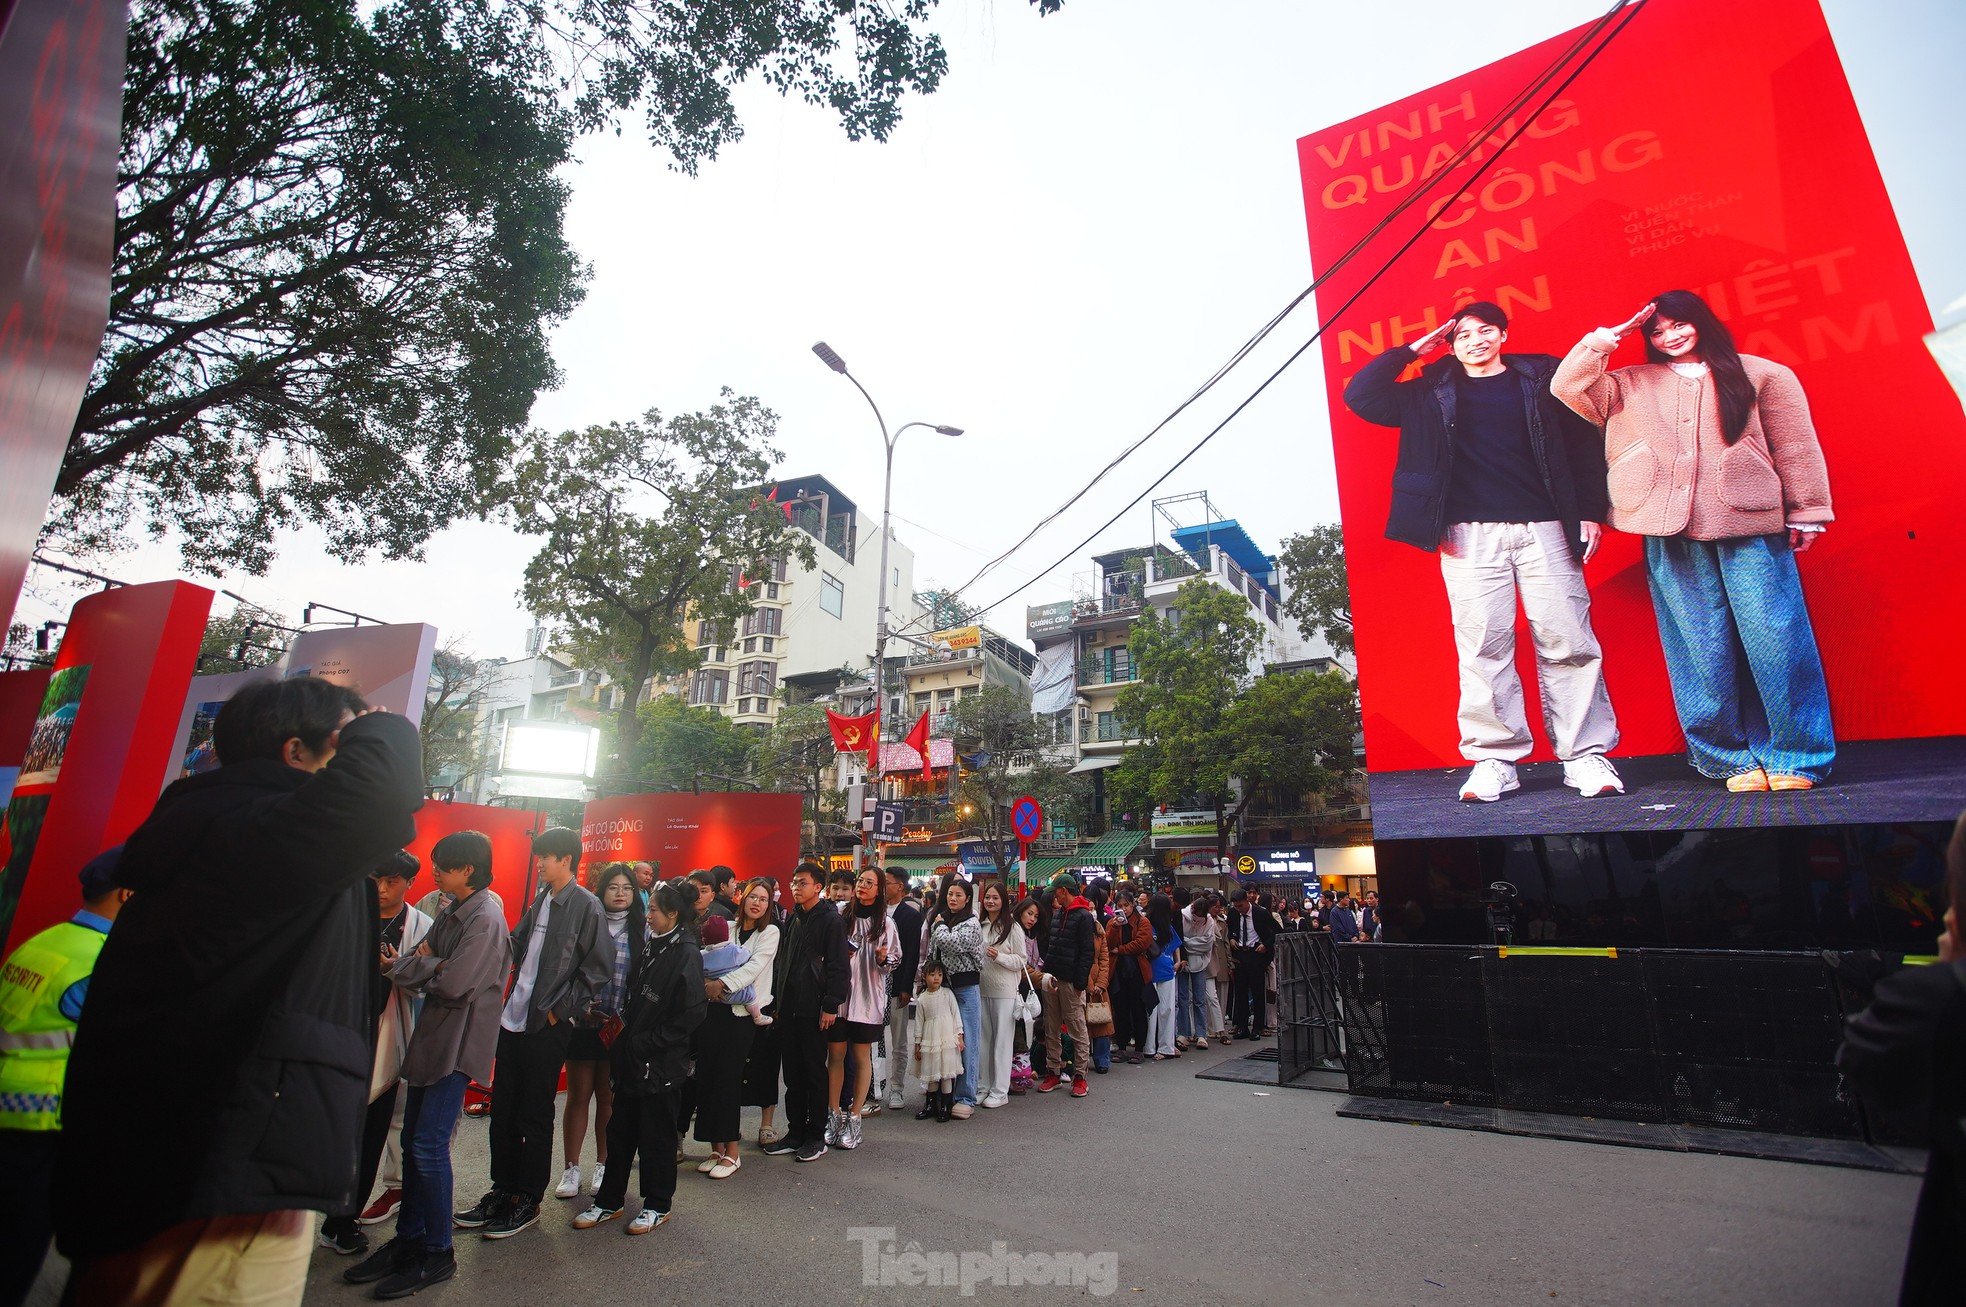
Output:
[1342, 302, 1623, 803]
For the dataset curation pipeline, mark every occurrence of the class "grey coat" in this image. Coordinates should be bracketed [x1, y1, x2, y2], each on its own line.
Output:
[391, 887, 508, 1085]
[508, 878, 612, 1032]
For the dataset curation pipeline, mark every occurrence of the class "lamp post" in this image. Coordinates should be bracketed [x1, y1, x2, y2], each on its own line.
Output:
[810, 341, 961, 784]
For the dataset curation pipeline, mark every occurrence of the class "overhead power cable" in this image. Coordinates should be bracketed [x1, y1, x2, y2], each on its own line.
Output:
[963, 0, 1649, 619]
[932, 0, 1639, 612]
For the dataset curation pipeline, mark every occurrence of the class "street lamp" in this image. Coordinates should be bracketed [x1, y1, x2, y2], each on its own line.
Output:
[810, 341, 962, 776]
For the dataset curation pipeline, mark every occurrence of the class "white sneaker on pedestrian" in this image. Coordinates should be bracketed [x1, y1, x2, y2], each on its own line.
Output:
[553, 1165, 581, 1200]
[981, 1093, 1009, 1109]
[626, 1208, 669, 1235]
[840, 1114, 863, 1150]
[589, 1163, 605, 1194]
[1458, 759, 1520, 802]
[1562, 753, 1625, 797]
[886, 1084, 905, 1111]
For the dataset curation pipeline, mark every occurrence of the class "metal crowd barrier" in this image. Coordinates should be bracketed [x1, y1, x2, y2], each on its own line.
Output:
[1273, 935, 1921, 1144]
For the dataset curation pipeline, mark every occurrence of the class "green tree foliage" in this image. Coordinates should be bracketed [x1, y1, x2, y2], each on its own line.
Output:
[503, 392, 815, 768]
[752, 699, 846, 831]
[1114, 578, 1359, 857]
[1279, 525, 1354, 657]
[946, 685, 1073, 879]
[419, 641, 506, 792]
[55, 0, 1065, 574]
[1113, 578, 1262, 857]
[1223, 667, 1360, 816]
[625, 695, 757, 792]
[57, 1, 584, 573]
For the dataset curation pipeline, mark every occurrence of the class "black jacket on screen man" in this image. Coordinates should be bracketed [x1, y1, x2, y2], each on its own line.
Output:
[55, 712, 424, 1261]
[1343, 345, 1610, 558]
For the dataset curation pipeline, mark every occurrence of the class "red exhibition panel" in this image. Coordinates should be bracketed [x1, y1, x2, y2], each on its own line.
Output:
[1, 581, 212, 949]
[580, 792, 805, 899]
[404, 801, 543, 930]
[1295, 0, 1966, 774]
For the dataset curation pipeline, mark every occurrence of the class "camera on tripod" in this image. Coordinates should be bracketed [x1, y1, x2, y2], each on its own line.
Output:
[1480, 880, 1519, 946]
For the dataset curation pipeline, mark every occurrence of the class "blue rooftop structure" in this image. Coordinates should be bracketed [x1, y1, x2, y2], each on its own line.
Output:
[1170, 519, 1278, 597]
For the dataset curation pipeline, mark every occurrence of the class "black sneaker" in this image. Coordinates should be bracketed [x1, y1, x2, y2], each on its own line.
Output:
[343, 1237, 418, 1285]
[317, 1220, 368, 1256]
[760, 1134, 802, 1157]
[795, 1138, 828, 1162]
[374, 1248, 457, 1301]
[481, 1198, 540, 1240]
[452, 1190, 503, 1229]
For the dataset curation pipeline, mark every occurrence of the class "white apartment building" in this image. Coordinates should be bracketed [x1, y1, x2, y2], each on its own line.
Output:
[683, 473, 925, 728]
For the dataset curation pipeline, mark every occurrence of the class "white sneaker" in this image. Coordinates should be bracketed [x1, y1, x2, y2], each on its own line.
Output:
[981, 1093, 1009, 1109]
[553, 1165, 582, 1200]
[589, 1163, 605, 1194]
[571, 1204, 620, 1230]
[886, 1084, 905, 1111]
[626, 1208, 669, 1235]
[1459, 759, 1520, 802]
[1563, 753, 1624, 797]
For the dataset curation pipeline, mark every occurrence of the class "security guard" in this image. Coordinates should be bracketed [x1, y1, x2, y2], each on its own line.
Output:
[0, 847, 129, 1307]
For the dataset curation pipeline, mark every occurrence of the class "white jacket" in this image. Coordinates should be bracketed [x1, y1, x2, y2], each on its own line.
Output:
[978, 920, 1029, 999]
[728, 922, 780, 1018]
[371, 905, 433, 1100]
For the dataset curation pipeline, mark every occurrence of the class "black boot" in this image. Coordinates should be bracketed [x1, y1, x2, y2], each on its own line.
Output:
[935, 1089, 953, 1122]
[915, 1090, 936, 1121]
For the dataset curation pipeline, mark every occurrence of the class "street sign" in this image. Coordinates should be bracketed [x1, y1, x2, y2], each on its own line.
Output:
[871, 801, 906, 843]
[1010, 795, 1044, 842]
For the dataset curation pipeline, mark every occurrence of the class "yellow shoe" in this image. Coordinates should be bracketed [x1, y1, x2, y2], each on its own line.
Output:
[1725, 769, 1770, 792]
[1768, 774, 1814, 792]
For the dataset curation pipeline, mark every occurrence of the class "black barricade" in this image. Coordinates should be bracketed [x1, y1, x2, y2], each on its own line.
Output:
[1278, 940, 1911, 1142]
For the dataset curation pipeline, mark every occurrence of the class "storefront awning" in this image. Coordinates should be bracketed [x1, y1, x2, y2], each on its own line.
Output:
[1067, 755, 1123, 775]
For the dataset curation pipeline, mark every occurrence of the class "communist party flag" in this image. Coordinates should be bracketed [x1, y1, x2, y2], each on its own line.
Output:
[904, 710, 933, 779]
[826, 709, 881, 773]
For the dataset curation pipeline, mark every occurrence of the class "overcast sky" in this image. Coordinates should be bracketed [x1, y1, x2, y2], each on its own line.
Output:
[33, 0, 1964, 660]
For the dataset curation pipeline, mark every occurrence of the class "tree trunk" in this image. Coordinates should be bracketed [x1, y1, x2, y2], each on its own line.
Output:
[612, 640, 657, 778]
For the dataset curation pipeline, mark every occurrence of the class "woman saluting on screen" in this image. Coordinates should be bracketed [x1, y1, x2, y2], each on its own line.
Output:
[1553, 289, 1835, 793]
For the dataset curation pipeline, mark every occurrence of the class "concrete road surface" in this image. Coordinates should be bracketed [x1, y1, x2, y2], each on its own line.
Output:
[29, 1038, 1919, 1305]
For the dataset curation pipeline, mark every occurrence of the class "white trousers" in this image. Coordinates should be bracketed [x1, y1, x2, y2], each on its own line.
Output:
[1438, 520, 1618, 763]
[977, 995, 1017, 1101]
[1147, 979, 1178, 1055]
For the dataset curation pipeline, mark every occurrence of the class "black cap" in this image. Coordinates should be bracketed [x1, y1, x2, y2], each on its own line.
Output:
[78, 846, 123, 900]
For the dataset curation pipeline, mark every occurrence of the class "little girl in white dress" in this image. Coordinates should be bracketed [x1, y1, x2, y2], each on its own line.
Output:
[912, 961, 965, 1122]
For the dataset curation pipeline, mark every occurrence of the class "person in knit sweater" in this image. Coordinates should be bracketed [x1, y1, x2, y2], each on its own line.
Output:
[1555, 289, 1835, 792]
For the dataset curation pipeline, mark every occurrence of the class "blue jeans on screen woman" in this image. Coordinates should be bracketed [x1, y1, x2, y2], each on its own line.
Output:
[396, 1071, 470, 1252]
[1643, 533, 1835, 782]
[1178, 969, 1210, 1042]
[950, 982, 983, 1108]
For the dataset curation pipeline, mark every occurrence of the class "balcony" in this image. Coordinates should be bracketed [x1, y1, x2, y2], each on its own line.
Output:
[1079, 718, 1135, 745]
[1077, 656, 1136, 688]
[1145, 547, 1281, 625]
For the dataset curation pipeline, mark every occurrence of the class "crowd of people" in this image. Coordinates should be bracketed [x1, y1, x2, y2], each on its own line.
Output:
[0, 677, 1959, 1305]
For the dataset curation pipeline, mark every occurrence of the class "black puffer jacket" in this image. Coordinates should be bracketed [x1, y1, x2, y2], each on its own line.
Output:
[1044, 896, 1098, 991]
[614, 926, 706, 1096]
[56, 712, 423, 1260]
[1343, 346, 1610, 557]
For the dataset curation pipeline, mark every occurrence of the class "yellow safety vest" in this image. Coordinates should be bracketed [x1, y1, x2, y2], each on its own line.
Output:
[0, 919, 106, 1131]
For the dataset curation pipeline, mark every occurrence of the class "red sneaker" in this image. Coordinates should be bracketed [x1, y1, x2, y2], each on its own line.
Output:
[356, 1187, 403, 1224]
[1036, 1075, 1063, 1094]
[1070, 1076, 1089, 1098]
